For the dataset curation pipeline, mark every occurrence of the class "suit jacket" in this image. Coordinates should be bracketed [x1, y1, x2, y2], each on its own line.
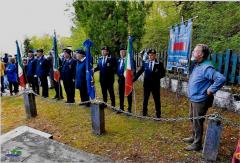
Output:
[133, 59, 165, 88]
[61, 58, 76, 81]
[94, 55, 117, 85]
[26, 57, 37, 77]
[36, 56, 50, 77]
[117, 57, 136, 82]
[75, 58, 87, 89]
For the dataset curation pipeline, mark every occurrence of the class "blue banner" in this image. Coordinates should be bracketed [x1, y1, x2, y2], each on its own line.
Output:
[83, 39, 95, 100]
[167, 19, 192, 74]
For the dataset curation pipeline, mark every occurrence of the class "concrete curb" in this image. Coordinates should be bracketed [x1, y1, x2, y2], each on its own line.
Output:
[159, 77, 240, 114]
[0, 126, 53, 144]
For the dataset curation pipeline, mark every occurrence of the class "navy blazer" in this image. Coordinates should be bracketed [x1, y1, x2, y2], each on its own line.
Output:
[36, 56, 50, 77]
[26, 57, 37, 77]
[61, 58, 76, 81]
[94, 55, 117, 85]
[75, 59, 87, 89]
[133, 60, 165, 88]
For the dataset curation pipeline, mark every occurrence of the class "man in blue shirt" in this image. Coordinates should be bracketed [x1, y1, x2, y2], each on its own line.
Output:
[184, 44, 226, 151]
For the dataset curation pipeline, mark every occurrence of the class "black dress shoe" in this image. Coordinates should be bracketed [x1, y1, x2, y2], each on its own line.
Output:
[65, 101, 75, 104]
[185, 144, 202, 151]
[127, 108, 132, 113]
[116, 109, 124, 114]
[183, 137, 194, 144]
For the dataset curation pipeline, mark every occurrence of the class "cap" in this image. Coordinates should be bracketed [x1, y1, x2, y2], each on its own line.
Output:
[75, 48, 85, 55]
[101, 46, 109, 51]
[63, 48, 72, 55]
[36, 49, 44, 53]
[28, 49, 34, 53]
[120, 47, 126, 51]
[148, 48, 156, 54]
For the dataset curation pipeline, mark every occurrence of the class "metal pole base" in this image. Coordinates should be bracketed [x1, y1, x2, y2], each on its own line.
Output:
[202, 117, 223, 161]
[90, 103, 105, 135]
[24, 92, 37, 118]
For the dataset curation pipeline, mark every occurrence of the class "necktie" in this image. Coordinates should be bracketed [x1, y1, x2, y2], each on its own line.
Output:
[102, 57, 106, 66]
[150, 62, 153, 71]
[121, 58, 125, 69]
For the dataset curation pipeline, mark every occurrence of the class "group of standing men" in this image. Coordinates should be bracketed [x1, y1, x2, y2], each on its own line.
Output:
[1, 43, 227, 152]
[22, 46, 166, 118]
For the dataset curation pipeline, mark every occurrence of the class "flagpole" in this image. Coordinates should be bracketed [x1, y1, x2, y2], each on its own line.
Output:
[20, 40, 28, 90]
[168, 16, 198, 29]
[133, 83, 137, 114]
[55, 30, 61, 99]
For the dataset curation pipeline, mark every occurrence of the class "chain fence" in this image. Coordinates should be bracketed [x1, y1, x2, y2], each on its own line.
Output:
[13, 89, 239, 128]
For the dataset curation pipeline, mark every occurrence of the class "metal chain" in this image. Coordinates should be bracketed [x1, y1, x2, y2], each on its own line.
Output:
[221, 117, 240, 128]
[12, 89, 240, 126]
[96, 100, 217, 122]
[27, 89, 93, 106]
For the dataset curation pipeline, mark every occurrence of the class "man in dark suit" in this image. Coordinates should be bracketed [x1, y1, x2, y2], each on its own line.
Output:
[36, 49, 50, 98]
[94, 46, 117, 107]
[133, 49, 165, 118]
[26, 50, 39, 94]
[61, 48, 76, 103]
[117, 47, 136, 113]
[75, 48, 90, 106]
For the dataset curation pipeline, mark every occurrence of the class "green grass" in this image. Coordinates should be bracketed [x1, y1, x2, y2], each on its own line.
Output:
[1, 73, 239, 162]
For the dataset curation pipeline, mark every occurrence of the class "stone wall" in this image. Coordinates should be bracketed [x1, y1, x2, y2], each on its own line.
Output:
[159, 77, 240, 114]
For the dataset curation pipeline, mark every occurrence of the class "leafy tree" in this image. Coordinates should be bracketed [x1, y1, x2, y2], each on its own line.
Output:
[23, 38, 33, 57]
[29, 35, 52, 54]
[177, 2, 240, 52]
[72, 1, 149, 55]
[141, 2, 181, 51]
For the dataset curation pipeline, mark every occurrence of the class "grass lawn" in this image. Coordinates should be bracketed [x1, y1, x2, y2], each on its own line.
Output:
[1, 73, 239, 162]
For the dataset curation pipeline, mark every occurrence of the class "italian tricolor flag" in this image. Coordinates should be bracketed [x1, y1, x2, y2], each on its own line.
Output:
[16, 40, 26, 88]
[124, 36, 134, 96]
[53, 31, 60, 81]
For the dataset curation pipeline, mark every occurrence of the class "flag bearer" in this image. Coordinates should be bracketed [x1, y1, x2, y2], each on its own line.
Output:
[117, 47, 135, 113]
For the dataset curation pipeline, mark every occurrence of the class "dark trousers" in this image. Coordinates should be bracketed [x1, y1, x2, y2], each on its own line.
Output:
[143, 86, 161, 118]
[27, 76, 39, 94]
[118, 78, 132, 112]
[189, 96, 213, 146]
[63, 79, 75, 103]
[1, 76, 4, 92]
[39, 76, 48, 97]
[9, 81, 18, 94]
[53, 80, 63, 99]
[100, 82, 115, 107]
[79, 83, 89, 105]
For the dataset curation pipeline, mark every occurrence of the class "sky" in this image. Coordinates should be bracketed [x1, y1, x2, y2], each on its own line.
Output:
[0, 0, 74, 54]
